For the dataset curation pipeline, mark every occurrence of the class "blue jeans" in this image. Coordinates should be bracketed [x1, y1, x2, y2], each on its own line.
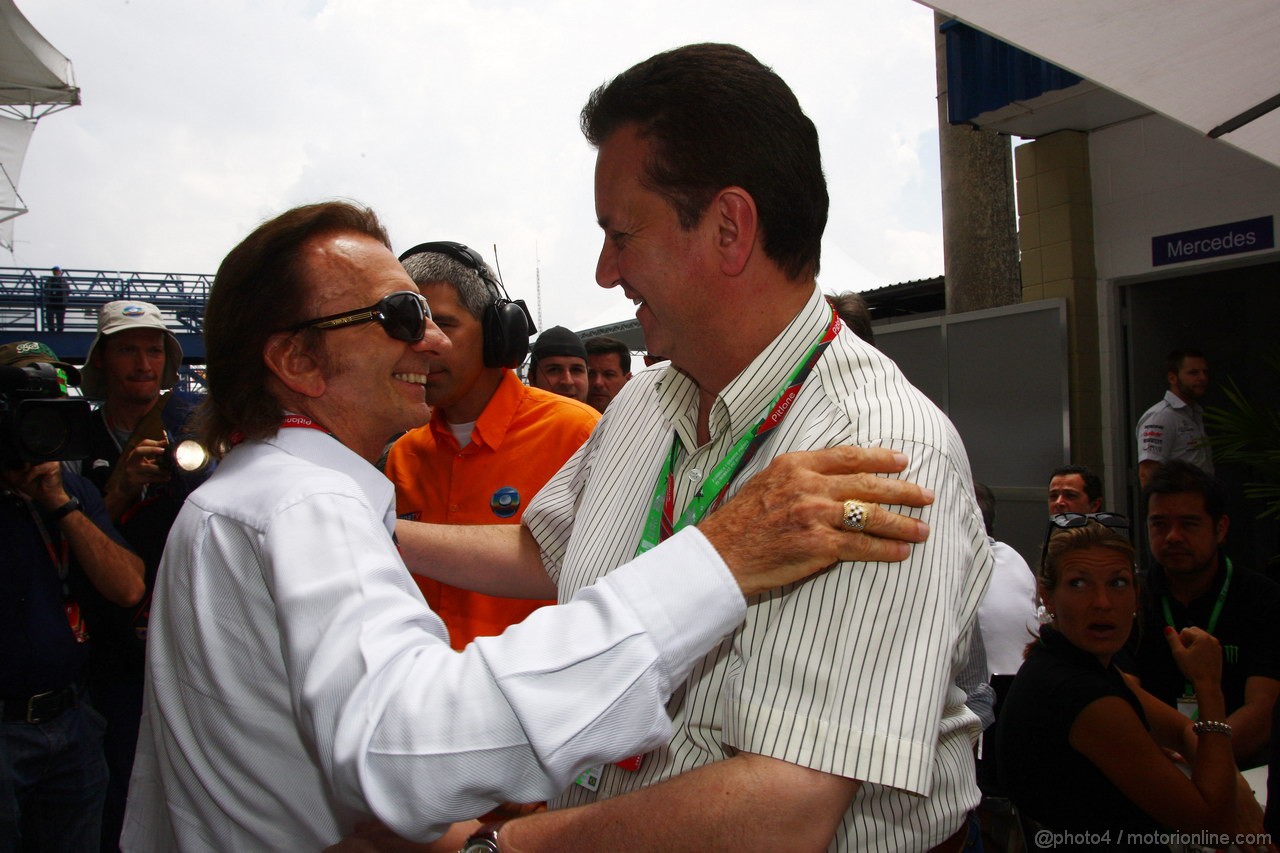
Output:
[0, 700, 108, 852]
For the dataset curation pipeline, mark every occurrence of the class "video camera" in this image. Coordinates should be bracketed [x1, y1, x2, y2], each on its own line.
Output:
[0, 362, 93, 468]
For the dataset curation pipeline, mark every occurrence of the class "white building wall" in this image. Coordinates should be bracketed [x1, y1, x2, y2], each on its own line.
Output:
[1089, 113, 1280, 281]
[1086, 113, 1280, 511]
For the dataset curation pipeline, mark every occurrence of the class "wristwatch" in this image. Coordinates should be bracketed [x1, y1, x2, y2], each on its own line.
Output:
[459, 823, 503, 853]
[48, 496, 82, 522]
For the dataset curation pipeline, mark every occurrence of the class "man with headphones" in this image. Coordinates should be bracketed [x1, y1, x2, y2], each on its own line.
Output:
[383, 242, 599, 649]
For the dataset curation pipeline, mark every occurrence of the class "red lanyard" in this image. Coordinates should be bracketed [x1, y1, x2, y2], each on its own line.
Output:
[230, 414, 333, 447]
[279, 414, 332, 434]
[27, 501, 88, 643]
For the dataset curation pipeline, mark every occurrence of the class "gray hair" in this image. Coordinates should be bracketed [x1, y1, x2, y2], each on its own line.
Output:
[400, 251, 496, 321]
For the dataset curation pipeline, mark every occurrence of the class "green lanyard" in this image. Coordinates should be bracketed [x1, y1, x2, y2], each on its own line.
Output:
[635, 306, 842, 557]
[1162, 557, 1232, 700]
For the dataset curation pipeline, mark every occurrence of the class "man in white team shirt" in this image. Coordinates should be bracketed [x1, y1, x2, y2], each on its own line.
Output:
[121, 200, 932, 852]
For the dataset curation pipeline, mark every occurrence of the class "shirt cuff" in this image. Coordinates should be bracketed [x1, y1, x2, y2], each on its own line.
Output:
[600, 527, 746, 692]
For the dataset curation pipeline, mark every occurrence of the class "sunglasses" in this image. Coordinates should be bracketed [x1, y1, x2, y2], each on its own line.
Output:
[1040, 511, 1130, 570]
[291, 291, 431, 342]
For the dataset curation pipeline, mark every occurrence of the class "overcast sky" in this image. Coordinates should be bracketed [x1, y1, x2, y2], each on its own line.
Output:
[10, 0, 944, 332]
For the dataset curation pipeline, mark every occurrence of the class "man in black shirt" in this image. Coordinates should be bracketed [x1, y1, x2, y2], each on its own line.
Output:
[1132, 460, 1280, 767]
[0, 341, 144, 850]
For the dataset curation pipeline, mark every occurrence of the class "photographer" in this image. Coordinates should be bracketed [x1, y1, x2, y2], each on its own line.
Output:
[78, 301, 210, 851]
[0, 341, 144, 851]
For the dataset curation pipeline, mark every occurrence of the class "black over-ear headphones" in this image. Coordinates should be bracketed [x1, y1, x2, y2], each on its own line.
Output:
[397, 241, 536, 369]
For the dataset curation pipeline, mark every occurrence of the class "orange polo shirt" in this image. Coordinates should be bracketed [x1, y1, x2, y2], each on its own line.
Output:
[385, 369, 599, 649]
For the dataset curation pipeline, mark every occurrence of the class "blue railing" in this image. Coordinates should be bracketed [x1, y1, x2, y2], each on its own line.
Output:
[0, 266, 212, 393]
[0, 266, 212, 334]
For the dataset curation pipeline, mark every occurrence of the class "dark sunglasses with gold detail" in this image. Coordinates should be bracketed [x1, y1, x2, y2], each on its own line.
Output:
[290, 290, 431, 342]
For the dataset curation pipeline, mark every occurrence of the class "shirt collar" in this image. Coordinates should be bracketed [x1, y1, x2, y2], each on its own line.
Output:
[429, 369, 523, 453]
[653, 285, 829, 450]
[263, 426, 397, 535]
[1036, 624, 1115, 672]
[1163, 389, 1195, 411]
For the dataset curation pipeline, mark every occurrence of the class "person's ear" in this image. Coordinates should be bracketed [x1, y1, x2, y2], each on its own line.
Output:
[1038, 582, 1055, 613]
[710, 187, 759, 277]
[263, 332, 326, 398]
[1215, 514, 1229, 545]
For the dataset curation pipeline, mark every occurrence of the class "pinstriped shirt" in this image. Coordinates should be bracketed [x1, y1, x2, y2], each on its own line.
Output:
[525, 286, 993, 851]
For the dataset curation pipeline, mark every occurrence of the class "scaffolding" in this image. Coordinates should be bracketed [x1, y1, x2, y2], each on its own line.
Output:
[0, 265, 211, 391]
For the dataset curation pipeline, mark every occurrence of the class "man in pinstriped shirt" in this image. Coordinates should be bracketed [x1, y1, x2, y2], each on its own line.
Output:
[406, 44, 993, 852]
[127, 202, 935, 853]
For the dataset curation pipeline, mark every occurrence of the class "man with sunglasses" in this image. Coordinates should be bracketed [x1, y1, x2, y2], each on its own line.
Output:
[122, 201, 934, 852]
[1131, 460, 1280, 768]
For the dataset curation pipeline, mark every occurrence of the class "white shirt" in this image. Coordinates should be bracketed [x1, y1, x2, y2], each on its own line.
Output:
[978, 538, 1038, 677]
[526, 285, 993, 852]
[1136, 389, 1213, 473]
[122, 427, 745, 851]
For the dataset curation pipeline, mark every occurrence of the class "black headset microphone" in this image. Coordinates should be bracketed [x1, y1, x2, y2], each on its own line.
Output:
[397, 241, 536, 369]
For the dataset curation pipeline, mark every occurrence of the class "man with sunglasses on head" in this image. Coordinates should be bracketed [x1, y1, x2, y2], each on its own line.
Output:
[385, 243, 598, 650]
[122, 201, 935, 852]
[1130, 460, 1280, 768]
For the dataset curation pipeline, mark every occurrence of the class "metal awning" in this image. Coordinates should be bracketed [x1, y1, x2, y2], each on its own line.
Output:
[918, 0, 1280, 168]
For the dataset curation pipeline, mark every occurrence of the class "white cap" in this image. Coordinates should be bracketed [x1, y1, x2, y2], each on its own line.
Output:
[80, 301, 183, 399]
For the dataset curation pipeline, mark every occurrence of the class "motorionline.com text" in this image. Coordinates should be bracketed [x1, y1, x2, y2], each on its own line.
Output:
[1032, 829, 1272, 849]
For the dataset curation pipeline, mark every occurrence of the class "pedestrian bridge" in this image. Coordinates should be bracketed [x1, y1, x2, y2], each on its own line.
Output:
[0, 265, 211, 390]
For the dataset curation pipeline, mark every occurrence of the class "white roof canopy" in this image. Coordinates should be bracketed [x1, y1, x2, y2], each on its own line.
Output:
[0, 0, 79, 120]
[920, 0, 1280, 168]
[0, 0, 79, 251]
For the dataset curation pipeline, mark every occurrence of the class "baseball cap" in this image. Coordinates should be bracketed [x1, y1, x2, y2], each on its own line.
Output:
[0, 340, 82, 385]
[80, 301, 183, 399]
[531, 325, 587, 361]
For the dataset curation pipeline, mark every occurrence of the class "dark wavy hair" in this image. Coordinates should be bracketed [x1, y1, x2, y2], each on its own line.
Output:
[581, 43, 828, 282]
[584, 336, 631, 373]
[1049, 464, 1103, 504]
[197, 201, 390, 455]
[1142, 459, 1226, 524]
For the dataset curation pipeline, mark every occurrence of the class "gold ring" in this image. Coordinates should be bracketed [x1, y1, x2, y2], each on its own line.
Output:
[842, 499, 870, 532]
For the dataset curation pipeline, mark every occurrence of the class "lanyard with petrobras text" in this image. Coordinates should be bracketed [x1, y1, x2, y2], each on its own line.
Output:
[278, 414, 333, 436]
[1163, 557, 1232, 710]
[229, 413, 334, 448]
[635, 305, 843, 557]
